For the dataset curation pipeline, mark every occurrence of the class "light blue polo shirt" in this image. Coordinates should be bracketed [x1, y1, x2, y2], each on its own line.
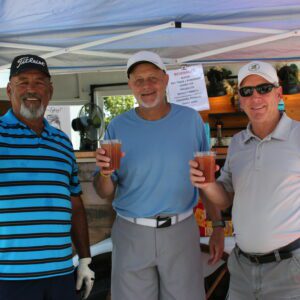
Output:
[105, 103, 209, 217]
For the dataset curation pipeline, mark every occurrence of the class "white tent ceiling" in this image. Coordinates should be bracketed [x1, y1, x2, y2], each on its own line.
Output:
[1, 0, 300, 75]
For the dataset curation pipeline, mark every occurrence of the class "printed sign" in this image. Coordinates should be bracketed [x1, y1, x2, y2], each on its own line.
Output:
[167, 65, 210, 111]
[45, 106, 71, 138]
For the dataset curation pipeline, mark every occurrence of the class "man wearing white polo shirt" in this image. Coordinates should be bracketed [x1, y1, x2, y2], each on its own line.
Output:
[190, 61, 300, 299]
[94, 51, 225, 300]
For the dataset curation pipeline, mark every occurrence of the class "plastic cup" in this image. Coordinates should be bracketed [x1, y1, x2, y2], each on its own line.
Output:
[194, 151, 216, 183]
[100, 139, 122, 170]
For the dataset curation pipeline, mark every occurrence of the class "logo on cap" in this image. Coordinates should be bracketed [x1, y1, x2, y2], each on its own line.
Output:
[9, 54, 50, 79]
[16, 56, 46, 69]
[248, 63, 261, 72]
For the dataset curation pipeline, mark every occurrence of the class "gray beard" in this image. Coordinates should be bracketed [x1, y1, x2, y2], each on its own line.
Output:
[20, 102, 45, 120]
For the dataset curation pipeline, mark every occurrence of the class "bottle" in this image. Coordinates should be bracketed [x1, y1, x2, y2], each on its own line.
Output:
[215, 120, 223, 147]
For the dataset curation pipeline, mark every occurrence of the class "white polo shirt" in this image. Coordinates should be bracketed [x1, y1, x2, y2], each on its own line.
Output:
[218, 113, 300, 253]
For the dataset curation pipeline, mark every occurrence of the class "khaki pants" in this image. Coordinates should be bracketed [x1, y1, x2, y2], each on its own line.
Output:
[227, 247, 300, 300]
[111, 215, 205, 300]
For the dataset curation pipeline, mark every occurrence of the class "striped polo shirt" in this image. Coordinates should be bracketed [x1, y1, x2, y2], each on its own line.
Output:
[0, 109, 82, 280]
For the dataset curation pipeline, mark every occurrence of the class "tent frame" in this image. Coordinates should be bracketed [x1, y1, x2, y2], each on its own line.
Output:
[1, 21, 299, 72]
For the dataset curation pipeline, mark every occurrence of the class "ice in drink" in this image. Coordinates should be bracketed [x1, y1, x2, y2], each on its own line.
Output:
[100, 139, 122, 170]
[194, 151, 216, 183]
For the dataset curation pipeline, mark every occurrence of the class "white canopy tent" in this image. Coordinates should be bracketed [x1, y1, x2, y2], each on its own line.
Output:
[1, 0, 300, 75]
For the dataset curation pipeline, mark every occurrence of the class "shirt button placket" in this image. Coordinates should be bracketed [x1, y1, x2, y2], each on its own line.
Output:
[254, 143, 262, 170]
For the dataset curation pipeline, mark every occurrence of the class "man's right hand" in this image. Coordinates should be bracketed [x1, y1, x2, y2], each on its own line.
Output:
[189, 160, 232, 209]
[95, 147, 114, 177]
[76, 258, 95, 299]
[189, 160, 219, 189]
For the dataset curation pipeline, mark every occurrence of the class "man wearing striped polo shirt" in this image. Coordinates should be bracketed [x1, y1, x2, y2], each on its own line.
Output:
[0, 54, 94, 300]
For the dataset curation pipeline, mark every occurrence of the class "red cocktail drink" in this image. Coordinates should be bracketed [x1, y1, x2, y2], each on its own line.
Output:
[194, 151, 216, 183]
[100, 139, 122, 170]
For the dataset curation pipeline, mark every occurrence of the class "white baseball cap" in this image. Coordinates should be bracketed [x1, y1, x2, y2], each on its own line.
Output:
[238, 61, 279, 87]
[126, 51, 166, 77]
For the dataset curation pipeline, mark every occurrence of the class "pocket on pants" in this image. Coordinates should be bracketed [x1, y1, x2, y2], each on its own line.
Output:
[111, 217, 118, 243]
[292, 253, 300, 270]
[227, 247, 237, 274]
[290, 253, 300, 283]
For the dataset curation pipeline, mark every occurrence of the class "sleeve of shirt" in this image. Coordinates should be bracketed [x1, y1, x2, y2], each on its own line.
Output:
[70, 153, 82, 196]
[195, 111, 210, 152]
[217, 138, 234, 193]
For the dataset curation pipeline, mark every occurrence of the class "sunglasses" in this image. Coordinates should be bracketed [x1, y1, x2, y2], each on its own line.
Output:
[239, 83, 278, 97]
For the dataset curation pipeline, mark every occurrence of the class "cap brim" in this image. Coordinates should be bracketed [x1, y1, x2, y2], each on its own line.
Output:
[10, 67, 51, 79]
[127, 61, 165, 78]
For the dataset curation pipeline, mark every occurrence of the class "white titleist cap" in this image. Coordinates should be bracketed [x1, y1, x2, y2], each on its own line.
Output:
[238, 61, 279, 87]
[126, 51, 166, 77]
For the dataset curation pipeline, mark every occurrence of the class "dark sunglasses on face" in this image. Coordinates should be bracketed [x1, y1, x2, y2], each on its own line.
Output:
[239, 83, 278, 97]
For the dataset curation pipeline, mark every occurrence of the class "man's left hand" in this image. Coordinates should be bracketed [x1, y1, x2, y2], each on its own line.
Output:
[76, 257, 95, 299]
[208, 227, 225, 265]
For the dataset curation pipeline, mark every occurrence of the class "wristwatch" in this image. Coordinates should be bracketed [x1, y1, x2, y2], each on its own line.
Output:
[212, 220, 226, 228]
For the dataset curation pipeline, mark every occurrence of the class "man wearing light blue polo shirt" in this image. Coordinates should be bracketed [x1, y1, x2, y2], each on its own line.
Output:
[94, 51, 225, 300]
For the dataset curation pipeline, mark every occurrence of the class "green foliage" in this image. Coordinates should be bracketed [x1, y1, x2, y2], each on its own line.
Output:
[103, 95, 135, 128]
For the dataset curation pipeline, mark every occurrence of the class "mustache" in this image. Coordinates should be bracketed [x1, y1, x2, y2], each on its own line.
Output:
[21, 93, 42, 101]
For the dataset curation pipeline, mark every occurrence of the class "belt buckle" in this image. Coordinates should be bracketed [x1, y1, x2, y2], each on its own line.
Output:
[243, 252, 260, 264]
[156, 216, 172, 228]
[253, 255, 260, 264]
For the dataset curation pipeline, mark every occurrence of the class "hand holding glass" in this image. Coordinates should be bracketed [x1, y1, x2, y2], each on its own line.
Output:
[100, 139, 122, 170]
[194, 151, 216, 183]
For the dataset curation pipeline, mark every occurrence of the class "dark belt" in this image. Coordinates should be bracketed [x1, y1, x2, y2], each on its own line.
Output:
[237, 238, 300, 264]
